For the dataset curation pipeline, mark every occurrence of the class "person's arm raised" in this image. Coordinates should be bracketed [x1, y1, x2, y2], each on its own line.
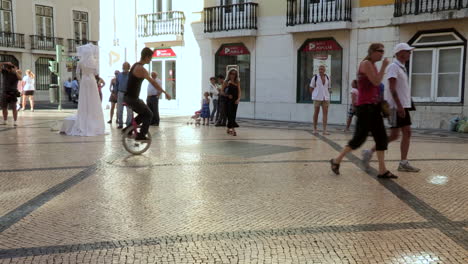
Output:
[134, 65, 171, 100]
[361, 59, 389, 86]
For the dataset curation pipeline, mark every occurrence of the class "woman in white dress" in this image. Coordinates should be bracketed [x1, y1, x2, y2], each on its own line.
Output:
[61, 43, 105, 136]
[21, 70, 36, 111]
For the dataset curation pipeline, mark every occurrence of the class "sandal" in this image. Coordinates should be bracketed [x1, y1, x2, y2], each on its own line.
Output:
[377, 171, 398, 179]
[330, 159, 340, 175]
[232, 131, 237, 136]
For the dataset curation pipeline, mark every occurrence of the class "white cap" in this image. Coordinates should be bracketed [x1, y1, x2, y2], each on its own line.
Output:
[394, 43, 414, 55]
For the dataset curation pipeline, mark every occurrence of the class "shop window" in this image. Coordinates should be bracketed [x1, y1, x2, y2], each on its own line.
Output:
[215, 43, 250, 101]
[297, 38, 342, 103]
[409, 30, 465, 103]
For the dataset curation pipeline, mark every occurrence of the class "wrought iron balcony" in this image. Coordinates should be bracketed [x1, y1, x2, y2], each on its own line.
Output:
[204, 3, 258, 33]
[394, 0, 468, 17]
[0, 32, 25, 49]
[137, 11, 185, 37]
[67, 39, 98, 53]
[30, 35, 64, 51]
[286, 0, 352, 26]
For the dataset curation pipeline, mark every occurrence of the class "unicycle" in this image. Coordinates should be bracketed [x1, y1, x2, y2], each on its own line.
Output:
[122, 117, 152, 155]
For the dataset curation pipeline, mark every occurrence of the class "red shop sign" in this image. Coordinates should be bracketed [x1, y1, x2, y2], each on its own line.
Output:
[303, 40, 342, 52]
[219, 45, 250, 56]
[153, 48, 176, 58]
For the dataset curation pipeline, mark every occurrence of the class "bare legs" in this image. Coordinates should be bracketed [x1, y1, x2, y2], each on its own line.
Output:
[21, 95, 34, 111]
[313, 104, 329, 135]
[2, 103, 18, 123]
[332, 145, 388, 175]
[109, 102, 116, 123]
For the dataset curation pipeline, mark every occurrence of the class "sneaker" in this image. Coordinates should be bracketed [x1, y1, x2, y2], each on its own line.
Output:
[117, 125, 123, 129]
[361, 150, 373, 169]
[135, 134, 150, 141]
[398, 162, 420, 173]
[13, 121, 17, 127]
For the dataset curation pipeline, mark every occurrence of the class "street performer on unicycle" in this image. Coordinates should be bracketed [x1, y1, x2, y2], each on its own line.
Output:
[122, 48, 171, 154]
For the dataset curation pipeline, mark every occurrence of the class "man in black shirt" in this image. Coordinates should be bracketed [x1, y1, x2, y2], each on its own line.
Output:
[124, 48, 171, 141]
[1, 62, 22, 126]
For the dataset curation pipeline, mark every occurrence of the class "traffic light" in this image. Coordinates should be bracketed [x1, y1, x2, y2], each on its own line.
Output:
[56, 45, 65, 62]
[48, 61, 58, 74]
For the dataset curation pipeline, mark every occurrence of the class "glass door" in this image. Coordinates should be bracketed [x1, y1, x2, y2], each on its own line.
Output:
[151, 59, 177, 109]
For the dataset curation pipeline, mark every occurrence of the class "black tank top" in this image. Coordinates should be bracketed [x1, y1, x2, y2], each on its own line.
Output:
[226, 82, 239, 100]
[125, 63, 144, 99]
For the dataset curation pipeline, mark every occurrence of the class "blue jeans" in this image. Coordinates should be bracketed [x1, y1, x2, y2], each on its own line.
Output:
[117, 91, 132, 127]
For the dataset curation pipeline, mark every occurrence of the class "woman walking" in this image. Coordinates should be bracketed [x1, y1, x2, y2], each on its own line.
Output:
[330, 43, 396, 179]
[108, 70, 119, 124]
[21, 70, 36, 111]
[224, 69, 241, 136]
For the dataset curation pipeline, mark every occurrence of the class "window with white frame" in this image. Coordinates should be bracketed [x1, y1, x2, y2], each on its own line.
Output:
[35, 5, 53, 37]
[410, 31, 465, 103]
[73, 10, 88, 41]
[0, 0, 12, 33]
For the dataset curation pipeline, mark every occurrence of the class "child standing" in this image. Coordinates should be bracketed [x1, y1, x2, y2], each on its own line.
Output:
[345, 80, 359, 132]
[201, 92, 211, 126]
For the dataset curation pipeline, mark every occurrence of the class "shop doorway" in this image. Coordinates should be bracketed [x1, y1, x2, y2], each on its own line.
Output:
[150, 48, 177, 109]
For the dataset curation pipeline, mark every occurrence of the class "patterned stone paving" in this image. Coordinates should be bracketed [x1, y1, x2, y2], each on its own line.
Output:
[0, 110, 467, 263]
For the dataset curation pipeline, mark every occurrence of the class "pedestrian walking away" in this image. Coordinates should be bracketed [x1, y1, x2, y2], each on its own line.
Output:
[362, 43, 420, 173]
[146, 71, 162, 126]
[345, 79, 359, 132]
[1, 62, 22, 126]
[95, 75, 105, 102]
[116, 62, 132, 129]
[225, 69, 241, 136]
[330, 43, 396, 179]
[124, 47, 172, 141]
[64, 77, 73, 102]
[208, 77, 219, 123]
[21, 70, 35, 111]
[310, 65, 331, 135]
[71, 77, 80, 103]
[108, 70, 119, 124]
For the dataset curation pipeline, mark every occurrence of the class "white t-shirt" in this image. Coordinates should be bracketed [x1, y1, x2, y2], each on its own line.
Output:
[147, 78, 162, 96]
[23, 75, 35, 91]
[385, 60, 412, 108]
[310, 74, 331, 101]
[209, 83, 219, 100]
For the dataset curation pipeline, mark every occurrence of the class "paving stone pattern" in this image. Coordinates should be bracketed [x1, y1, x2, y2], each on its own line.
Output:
[0, 111, 467, 263]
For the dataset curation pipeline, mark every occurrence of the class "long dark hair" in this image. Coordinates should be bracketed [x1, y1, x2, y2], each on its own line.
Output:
[363, 43, 384, 62]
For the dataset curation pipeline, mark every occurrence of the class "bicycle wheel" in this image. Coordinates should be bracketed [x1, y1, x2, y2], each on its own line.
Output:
[122, 126, 152, 155]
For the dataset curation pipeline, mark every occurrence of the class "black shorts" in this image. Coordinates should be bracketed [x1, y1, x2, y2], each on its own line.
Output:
[24, 91, 35, 96]
[390, 108, 412, 129]
[2, 91, 18, 105]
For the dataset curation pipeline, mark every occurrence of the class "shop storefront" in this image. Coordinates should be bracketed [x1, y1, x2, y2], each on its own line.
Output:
[215, 43, 251, 101]
[297, 38, 343, 104]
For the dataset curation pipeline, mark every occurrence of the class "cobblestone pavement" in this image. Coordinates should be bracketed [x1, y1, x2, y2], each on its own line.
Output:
[0, 110, 467, 263]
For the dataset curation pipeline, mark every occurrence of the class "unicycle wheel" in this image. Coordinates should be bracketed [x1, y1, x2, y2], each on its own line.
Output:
[122, 126, 152, 155]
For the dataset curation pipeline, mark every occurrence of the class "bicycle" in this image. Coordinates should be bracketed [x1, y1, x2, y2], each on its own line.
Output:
[122, 116, 152, 155]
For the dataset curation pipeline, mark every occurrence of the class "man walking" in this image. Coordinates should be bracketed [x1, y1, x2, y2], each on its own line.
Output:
[209, 77, 219, 123]
[71, 77, 79, 103]
[362, 43, 420, 173]
[64, 78, 73, 102]
[215, 74, 227, 127]
[1, 62, 22, 126]
[310, 65, 331, 135]
[146, 72, 161, 126]
[116, 62, 132, 129]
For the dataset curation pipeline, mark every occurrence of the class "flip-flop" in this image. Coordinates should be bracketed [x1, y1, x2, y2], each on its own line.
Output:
[330, 159, 340, 175]
[377, 171, 398, 179]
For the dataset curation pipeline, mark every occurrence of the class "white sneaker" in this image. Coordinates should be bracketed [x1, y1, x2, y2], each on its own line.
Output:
[361, 149, 373, 169]
[13, 121, 17, 127]
[398, 162, 420, 172]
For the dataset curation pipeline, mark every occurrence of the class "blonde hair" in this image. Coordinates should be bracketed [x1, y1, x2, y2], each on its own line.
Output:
[26, 70, 35, 79]
[227, 69, 240, 84]
[363, 43, 384, 62]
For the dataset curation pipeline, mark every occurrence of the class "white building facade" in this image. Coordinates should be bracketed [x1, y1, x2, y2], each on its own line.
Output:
[0, 0, 99, 101]
[101, 0, 468, 129]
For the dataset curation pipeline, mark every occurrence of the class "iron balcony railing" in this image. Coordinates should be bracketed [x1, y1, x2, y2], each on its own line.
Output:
[287, 0, 352, 26]
[67, 39, 98, 53]
[395, 0, 468, 17]
[204, 3, 258, 33]
[30, 35, 64, 51]
[0, 32, 25, 49]
[137, 11, 185, 37]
